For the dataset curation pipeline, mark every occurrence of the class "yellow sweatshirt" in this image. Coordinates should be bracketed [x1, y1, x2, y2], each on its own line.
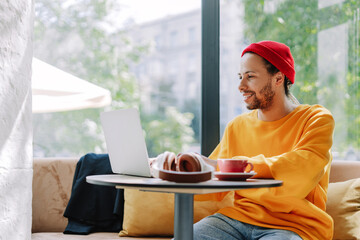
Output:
[197, 104, 335, 240]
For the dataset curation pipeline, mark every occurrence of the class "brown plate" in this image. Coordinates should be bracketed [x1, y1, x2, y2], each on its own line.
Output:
[158, 169, 212, 183]
[214, 171, 256, 181]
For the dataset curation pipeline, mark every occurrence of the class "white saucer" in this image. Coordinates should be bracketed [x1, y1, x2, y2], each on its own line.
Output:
[214, 171, 256, 181]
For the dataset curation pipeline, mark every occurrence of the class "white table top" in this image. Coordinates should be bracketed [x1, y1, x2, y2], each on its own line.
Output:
[86, 174, 283, 194]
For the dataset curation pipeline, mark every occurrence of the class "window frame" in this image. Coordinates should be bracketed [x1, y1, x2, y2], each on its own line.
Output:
[201, 0, 220, 156]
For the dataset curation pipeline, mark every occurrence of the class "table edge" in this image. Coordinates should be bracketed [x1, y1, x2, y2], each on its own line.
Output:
[86, 174, 283, 190]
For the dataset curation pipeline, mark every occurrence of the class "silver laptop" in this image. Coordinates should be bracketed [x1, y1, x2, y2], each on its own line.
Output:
[100, 108, 152, 177]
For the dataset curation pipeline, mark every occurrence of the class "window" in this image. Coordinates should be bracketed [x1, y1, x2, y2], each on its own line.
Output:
[154, 35, 162, 50]
[169, 31, 179, 47]
[188, 27, 196, 43]
[187, 53, 197, 72]
[219, 0, 360, 161]
[33, 0, 360, 161]
[33, 0, 201, 158]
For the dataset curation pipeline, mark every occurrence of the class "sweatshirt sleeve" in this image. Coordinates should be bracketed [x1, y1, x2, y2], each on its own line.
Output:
[234, 109, 335, 200]
[208, 121, 233, 161]
[194, 126, 232, 202]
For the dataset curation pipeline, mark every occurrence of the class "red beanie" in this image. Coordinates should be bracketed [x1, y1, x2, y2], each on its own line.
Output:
[241, 41, 295, 84]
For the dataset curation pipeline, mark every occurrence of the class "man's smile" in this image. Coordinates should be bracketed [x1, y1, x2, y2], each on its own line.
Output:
[242, 92, 254, 102]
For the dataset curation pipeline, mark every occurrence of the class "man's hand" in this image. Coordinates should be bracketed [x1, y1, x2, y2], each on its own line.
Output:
[148, 157, 157, 169]
[198, 154, 217, 169]
[149, 151, 177, 171]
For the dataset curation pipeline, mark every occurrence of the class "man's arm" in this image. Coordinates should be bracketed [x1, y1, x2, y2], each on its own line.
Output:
[199, 155, 217, 169]
[234, 111, 335, 200]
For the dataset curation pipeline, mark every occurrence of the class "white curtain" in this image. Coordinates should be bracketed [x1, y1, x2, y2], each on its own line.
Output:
[0, 0, 33, 239]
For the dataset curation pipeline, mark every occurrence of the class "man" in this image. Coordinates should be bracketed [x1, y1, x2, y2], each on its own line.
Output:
[193, 41, 335, 239]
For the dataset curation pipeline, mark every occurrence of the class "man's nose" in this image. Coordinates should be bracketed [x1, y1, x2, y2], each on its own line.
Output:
[238, 78, 246, 92]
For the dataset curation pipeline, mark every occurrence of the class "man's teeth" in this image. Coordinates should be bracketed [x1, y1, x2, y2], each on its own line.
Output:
[243, 94, 253, 100]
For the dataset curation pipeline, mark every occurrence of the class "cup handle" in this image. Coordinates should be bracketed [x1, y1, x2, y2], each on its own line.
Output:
[245, 162, 254, 173]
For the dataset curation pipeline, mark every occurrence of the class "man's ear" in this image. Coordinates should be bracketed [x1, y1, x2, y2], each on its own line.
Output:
[274, 72, 285, 86]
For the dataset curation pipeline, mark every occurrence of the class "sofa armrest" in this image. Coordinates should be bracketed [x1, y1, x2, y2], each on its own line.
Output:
[329, 160, 360, 183]
[32, 158, 78, 233]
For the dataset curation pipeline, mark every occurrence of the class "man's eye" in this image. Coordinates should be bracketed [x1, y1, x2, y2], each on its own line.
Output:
[248, 75, 253, 78]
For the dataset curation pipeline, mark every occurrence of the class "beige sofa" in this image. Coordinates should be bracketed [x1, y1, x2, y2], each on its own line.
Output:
[31, 158, 360, 240]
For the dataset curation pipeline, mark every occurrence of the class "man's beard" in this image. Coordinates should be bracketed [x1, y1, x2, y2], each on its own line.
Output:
[245, 80, 275, 110]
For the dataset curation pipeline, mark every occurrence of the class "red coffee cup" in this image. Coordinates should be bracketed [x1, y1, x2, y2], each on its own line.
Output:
[217, 159, 254, 173]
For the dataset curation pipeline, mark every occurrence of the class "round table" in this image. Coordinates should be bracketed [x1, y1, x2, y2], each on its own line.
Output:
[86, 174, 282, 240]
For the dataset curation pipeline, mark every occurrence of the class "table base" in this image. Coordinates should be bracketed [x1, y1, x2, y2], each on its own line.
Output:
[174, 193, 194, 240]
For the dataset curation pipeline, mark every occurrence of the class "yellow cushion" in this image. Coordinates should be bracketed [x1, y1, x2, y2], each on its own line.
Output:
[326, 178, 360, 240]
[119, 190, 234, 237]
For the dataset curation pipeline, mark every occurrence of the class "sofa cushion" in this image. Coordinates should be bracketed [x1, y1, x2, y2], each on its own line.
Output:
[329, 161, 360, 183]
[31, 232, 171, 240]
[326, 178, 360, 239]
[32, 158, 78, 232]
[119, 189, 234, 237]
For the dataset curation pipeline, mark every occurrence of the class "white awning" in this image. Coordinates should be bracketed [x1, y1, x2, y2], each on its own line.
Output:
[32, 58, 112, 113]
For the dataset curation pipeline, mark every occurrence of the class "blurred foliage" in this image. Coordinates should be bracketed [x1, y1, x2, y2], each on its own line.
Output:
[142, 107, 194, 157]
[182, 98, 201, 144]
[33, 0, 194, 157]
[243, 0, 360, 154]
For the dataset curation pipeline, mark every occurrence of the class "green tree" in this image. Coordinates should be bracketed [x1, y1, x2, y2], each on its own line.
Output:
[33, 0, 194, 157]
